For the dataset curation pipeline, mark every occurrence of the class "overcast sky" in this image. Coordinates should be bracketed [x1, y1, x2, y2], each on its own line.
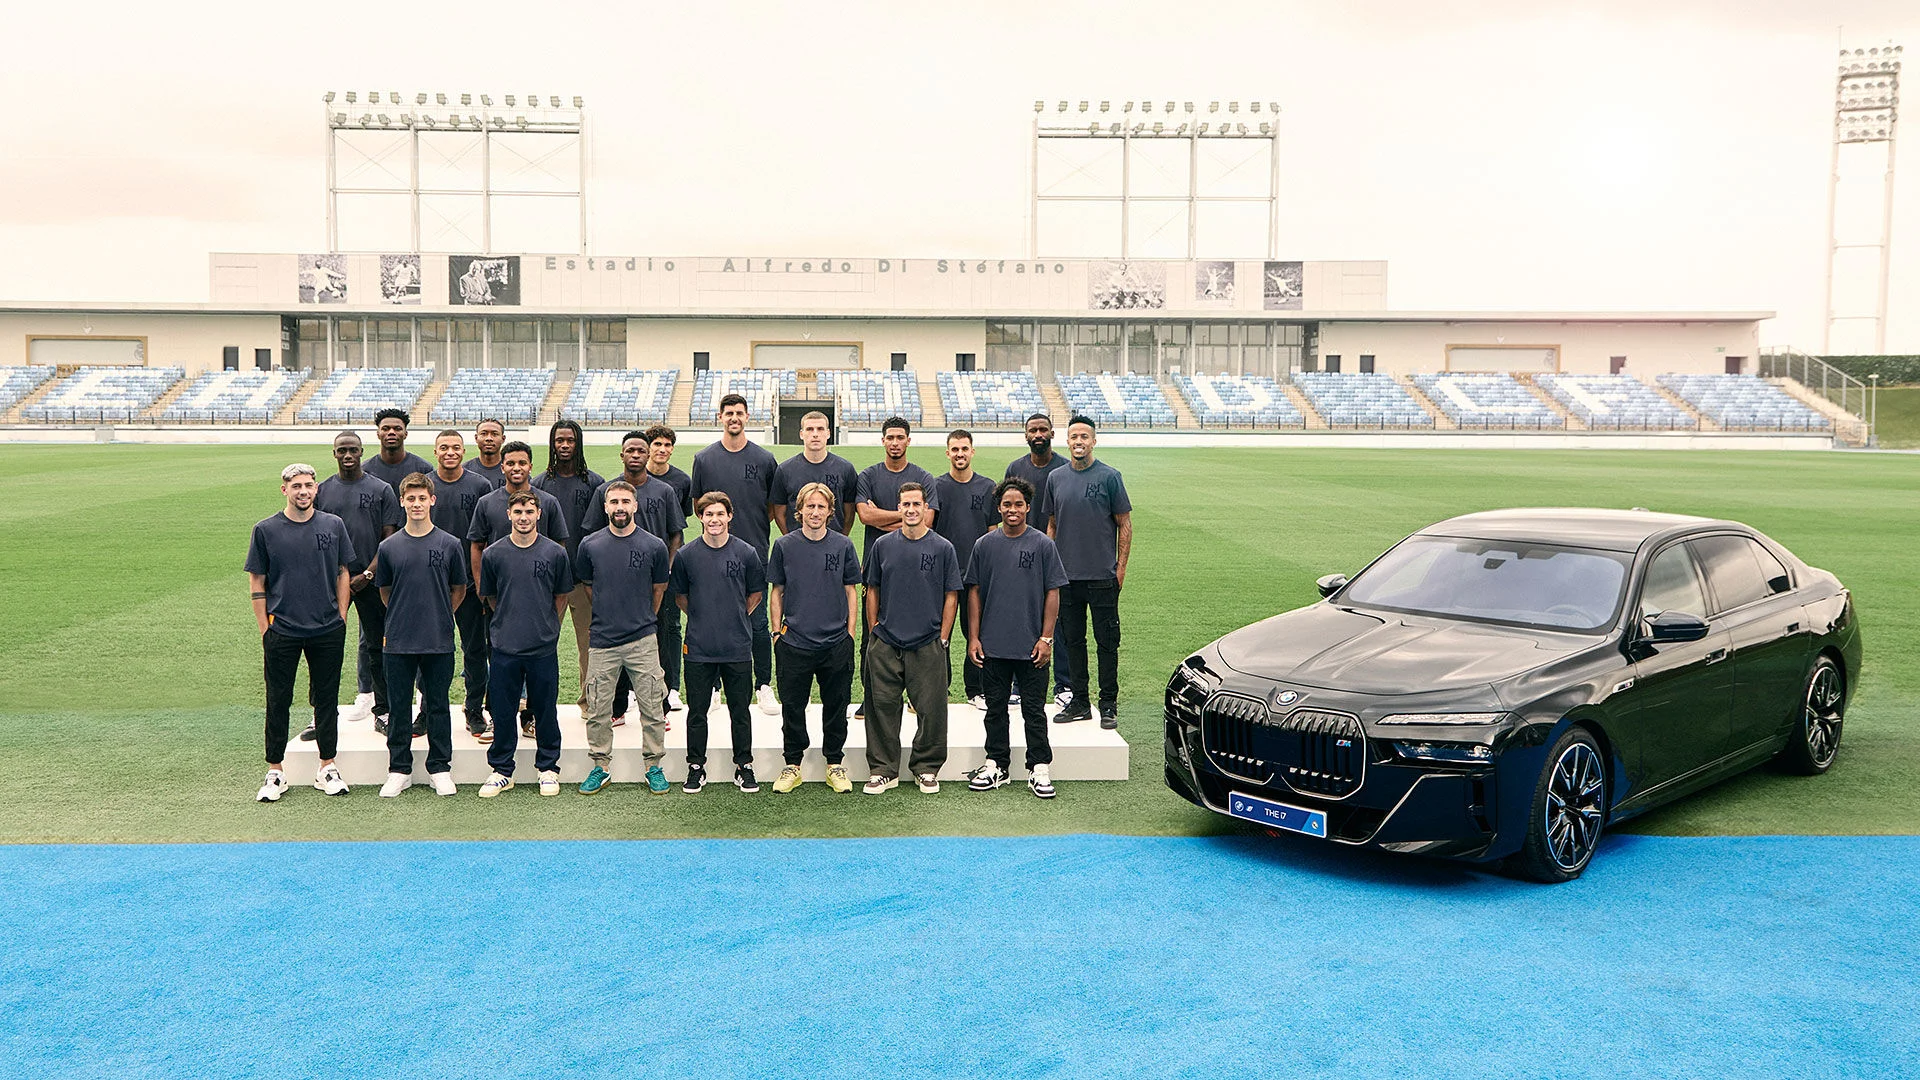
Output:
[2, 0, 1915, 351]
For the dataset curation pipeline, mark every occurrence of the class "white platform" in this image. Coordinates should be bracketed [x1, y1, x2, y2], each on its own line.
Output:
[282, 700, 1129, 786]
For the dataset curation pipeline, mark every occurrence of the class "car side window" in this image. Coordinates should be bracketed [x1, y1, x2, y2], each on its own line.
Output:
[1639, 544, 1707, 620]
[1750, 541, 1792, 594]
[1691, 534, 1770, 613]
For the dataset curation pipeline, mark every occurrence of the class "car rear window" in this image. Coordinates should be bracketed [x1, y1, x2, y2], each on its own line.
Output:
[1341, 535, 1631, 632]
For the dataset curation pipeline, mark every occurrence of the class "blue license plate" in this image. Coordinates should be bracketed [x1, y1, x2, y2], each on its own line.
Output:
[1227, 791, 1328, 838]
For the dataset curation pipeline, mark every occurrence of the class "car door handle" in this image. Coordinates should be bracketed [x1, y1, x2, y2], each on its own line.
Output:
[1705, 648, 1729, 665]
[1786, 622, 1801, 633]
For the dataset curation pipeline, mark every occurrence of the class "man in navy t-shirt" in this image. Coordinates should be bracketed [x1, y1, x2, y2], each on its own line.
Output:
[669, 491, 768, 795]
[314, 431, 400, 735]
[1042, 416, 1133, 729]
[1003, 411, 1070, 702]
[574, 480, 674, 795]
[466, 417, 507, 488]
[532, 419, 604, 707]
[245, 462, 355, 803]
[861, 482, 961, 795]
[424, 430, 497, 737]
[767, 481, 862, 794]
[965, 476, 1069, 799]
[477, 492, 576, 799]
[690, 393, 780, 710]
[373, 472, 470, 797]
[770, 410, 858, 535]
[931, 428, 999, 707]
[583, 430, 688, 725]
[466, 441, 568, 737]
[854, 416, 939, 719]
[363, 407, 433, 493]
[643, 424, 694, 710]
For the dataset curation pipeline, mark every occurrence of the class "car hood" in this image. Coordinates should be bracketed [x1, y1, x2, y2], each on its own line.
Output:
[1215, 604, 1588, 694]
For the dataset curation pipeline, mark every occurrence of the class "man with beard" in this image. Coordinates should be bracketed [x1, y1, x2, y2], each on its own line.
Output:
[582, 430, 687, 726]
[532, 419, 605, 704]
[428, 430, 498, 740]
[574, 480, 673, 795]
[306, 431, 400, 741]
[931, 428, 998, 709]
[1042, 417, 1132, 730]
[861, 483, 960, 796]
[466, 417, 507, 488]
[467, 441, 569, 739]
[853, 416, 938, 720]
[770, 410, 857, 536]
[1003, 412, 1070, 706]
[690, 394, 780, 715]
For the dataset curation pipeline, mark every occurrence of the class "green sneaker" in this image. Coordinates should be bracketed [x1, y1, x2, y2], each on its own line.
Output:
[646, 766, 670, 794]
[578, 766, 612, 795]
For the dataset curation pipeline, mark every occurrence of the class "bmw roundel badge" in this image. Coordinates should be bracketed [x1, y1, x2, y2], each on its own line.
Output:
[1276, 690, 1300, 706]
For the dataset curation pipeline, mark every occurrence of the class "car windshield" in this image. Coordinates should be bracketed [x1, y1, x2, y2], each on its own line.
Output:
[1339, 535, 1631, 632]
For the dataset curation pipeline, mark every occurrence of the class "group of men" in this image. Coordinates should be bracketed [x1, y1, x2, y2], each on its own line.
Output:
[246, 397, 1132, 804]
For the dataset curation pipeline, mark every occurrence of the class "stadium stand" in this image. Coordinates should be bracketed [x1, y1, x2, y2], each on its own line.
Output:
[1057, 373, 1178, 428]
[159, 369, 311, 423]
[558, 369, 678, 425]
[1291, 372, 1435, 428]
[429, 368, 555, 425]
[817, 370, 923, 425]
[690, 370, 796, 422]
[1535, 373, 1699, 430]
[1656, 374, 1833, 431]
[1170, 374, 1305, 428]
[937, 372, 1047, 428]
[0, 366, 56, 413]
[1410, 372, 1566, 429]
[23, 366, 185, 422]
[294, 368, 432, 424]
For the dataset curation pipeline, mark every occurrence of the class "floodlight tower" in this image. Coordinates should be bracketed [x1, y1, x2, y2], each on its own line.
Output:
[1822, 45, 1901, 354]
[1029, 99, 1282, 259]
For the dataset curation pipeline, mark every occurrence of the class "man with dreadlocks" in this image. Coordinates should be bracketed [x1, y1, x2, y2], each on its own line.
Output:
[533, 418, 605, 705]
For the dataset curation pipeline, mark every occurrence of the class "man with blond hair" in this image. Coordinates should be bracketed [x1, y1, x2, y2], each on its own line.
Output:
[767, 481, 861, 794]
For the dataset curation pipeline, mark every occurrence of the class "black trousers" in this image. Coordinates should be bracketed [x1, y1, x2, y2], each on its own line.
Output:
[487, 648, 559, 777]
[1059, 579, 1122, 714]
[775, 636, 855, 765]
[348, 584, 389, 716]
[950, 601, 983, 698]
[983, 654, 1051, 770]
[385, 651, 455, 775]
[453, 593, 490, 721]
[683, 658, 754, 767]
[263, 624, 345, 763]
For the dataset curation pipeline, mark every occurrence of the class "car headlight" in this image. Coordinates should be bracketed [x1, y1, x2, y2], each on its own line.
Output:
[1393, 741, 1495, 763]
[1376, 712, 1508, 726]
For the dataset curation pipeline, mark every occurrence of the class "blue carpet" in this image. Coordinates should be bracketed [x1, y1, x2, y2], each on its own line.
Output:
[0, 834, 1915, 1080]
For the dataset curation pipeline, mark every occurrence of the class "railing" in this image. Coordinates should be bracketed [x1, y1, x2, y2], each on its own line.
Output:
[1758, 349, 1870, 419]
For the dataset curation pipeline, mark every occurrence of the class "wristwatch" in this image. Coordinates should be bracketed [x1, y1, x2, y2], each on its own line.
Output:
[361, 569, 375, 582]
[1039, 636, 1053, 645]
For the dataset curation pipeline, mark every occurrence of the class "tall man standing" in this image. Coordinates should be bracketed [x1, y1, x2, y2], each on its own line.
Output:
[246, 463, 355, 803]
[643, 424, 693, 712]
[477, 493, 576, 799]
[532, 419, 605, 706]
[583, 430, 686, 724]
[669, 492, 767, 795]
[574, 481, 673, 796]
[359, 407, 432, 710]
[466, 417, 507, 487]
[376, 473, 469, 797]
[931, 428, 998, 708]
[310, 431, 400, 738]
[854, 416, 938, 718]
[965, 477, 1068, 799]
[1003, 411, 1070, 705]
[1043, 417, 1132, 730]
[770, 410, 857, 535]
[862, 483, 961, 796]
[767, 482, 862, 795]
[428, 430, 499, 739]
[690, 393, 780, 714]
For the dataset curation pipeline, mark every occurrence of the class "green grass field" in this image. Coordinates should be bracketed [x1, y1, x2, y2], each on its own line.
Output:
[1, 442, 1915, 843]
[1871, 386, 1920, 448]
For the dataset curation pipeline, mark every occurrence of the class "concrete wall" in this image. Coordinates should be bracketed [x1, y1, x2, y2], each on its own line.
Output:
[1314, 320, 1763, 377]
[626, 318, 985, 378]
[0, 312, 284, 375]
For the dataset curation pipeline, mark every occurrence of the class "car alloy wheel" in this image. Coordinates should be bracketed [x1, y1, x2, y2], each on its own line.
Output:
[1781, 656, 1845, 776]
[1544, 741, 1605, 873]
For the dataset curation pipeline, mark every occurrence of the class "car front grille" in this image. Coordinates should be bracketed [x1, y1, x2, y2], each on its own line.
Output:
[1201, 694, 1366, 799]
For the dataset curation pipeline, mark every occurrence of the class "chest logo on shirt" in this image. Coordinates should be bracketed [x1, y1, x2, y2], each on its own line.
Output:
[427, 548, 445, 569]
[971, 493, 990, 513]
[1085, 481, 1103, 501]
[1018, 550, 1036, 570]
[574, 491, 592, 514]
[744, 464, 761, 482]
[725, 559, 744, 579]
[535, 560, 552, 578]
[629, 549, 650, 569]
[462, 493, 479, 516]
[919, 553, 938, 572]
[824, 552, 842, 572]
[359, 493, 379, 511]
[645, 496, 666, 519]
[317, 531, 335, 553]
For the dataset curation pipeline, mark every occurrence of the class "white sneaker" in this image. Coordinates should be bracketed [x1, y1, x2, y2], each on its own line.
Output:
[430, 772, 458, 796]
[478, 771, 514, 798]
[378, 772, 412, 798]
[756, 683, 779, 715]
[967, 695, 986, 711]
[862, 774, 898, 795]
[1055, 690, 1073, 709]
[667, 689, 685, 712]
[313, 762, 350, 797]
[916, 772, 940, 794]
[967, 762, 1009, 791]
[1029, 763, 1056, 800]
[538, 770, 560, 797]
[345, 691, 375, 721]
[256, 769, 289, 803]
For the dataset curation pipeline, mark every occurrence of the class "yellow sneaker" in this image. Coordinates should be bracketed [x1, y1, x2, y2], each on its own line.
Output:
[772, 764, 804, 794]
[826, 764, 853, 794]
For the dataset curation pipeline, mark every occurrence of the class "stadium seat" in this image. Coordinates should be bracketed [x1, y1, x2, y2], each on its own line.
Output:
[1289, 372, 1435, 429]
[1057, 374, 1177, 428]
[937, 372, 1046, 428]
[1410, 372, 1566, 429]
[557, 369, 678, 425]
[294, 368, 432, 424]
[0, 366, 56, 414]
[428, 368, 555, 425]
[690, 370, 796, 423]
[1170, 374, 1305, 428]
[1656, 374, 1832, 432]
[1535, 373, 1698, 430]
[22, 366, 185, 423]
[160, 370, 310, 423]
[819, 370, 922, 426]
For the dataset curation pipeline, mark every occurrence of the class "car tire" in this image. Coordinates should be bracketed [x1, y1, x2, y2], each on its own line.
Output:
[1513, 728, 1606, 884]
[1778, 655, 1845, 776]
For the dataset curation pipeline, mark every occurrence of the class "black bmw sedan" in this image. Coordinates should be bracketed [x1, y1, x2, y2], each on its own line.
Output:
[1165, 509, 1861, 882]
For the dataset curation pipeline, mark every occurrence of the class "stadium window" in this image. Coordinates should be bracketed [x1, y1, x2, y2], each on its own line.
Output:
[584, 319, 626, 368]
[1610, 356, 1627, 375]
[222, 346, 240, 371]
[954, 353, 975, 372]
[892, 352, 908, 372]
[1359, 354, 1375, 374]
[1725, 357, 1745, 375]
[1325, 354, 1342, 373]
[255, 348, 273, 371]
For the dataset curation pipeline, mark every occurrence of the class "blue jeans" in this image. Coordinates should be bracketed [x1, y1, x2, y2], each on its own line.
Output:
[385, 651, 454, 775]
[487, 648, 560, 776]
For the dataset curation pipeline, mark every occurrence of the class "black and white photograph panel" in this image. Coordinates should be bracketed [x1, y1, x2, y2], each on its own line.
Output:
[449, 255, 520, 306]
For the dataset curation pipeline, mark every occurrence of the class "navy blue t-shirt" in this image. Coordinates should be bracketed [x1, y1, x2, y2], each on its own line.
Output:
[574, 527, 672, 648]
[855, 461, 940, 561]
[245, 510, 355, 638]
[479, 535, 575, 656]
[690, 440, 779, 559]
[767, 529, 862, 651]
[770, 452, 860, 534]
[467, 485, 570, 551]
[651, 464, 694, 518]
[669, 536, 766, 664]
[374, 527, 468, 654]
[1041, 459, 1133, 582]
[582, 474, 687, 544]
[364, 451, 434, 494]
[1003, 452, 1067, 535]
[428, 469, 496, 543]
[314, 473, 400, 573]
[865, 529, 962, 651]
[533, 468, 606, 556]
[931, 472, 1000, 574]
[465, 457, 504, 489]
[965, 527, 1070, 661]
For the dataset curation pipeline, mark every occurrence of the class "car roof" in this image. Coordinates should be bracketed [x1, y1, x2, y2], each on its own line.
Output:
[1419, 508, 1736, 553]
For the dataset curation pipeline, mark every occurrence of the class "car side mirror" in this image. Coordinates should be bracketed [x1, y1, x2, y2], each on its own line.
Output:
[1646, 610, 1709, 643]
[1316, 574, 1349, 599]
[1767, 574, 1791, 594]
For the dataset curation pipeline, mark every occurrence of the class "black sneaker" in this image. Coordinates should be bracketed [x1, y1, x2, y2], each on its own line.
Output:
[1099, 708, 1118, 730]
[296, 722, 318, 742]
[1054, 703, 1093, 724]
[465, 713, 487, 737]
[374, 715, 389, 736]
[684, 764, 707, 794]
[413, 717, 427, 738]
[735, 765, 760, 793]
[519, 709, 536, 740]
